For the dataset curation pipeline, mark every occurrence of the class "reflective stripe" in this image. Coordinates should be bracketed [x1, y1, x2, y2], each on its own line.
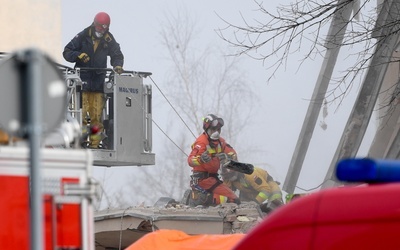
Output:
[219, 195, 228, 204]
[191, 156, 202, 166]
[270, 193, 282, 201]
[206, 144, 222, 154]
[256, 191, 269, 203]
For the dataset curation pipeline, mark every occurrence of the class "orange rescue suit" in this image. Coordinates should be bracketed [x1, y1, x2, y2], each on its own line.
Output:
[188, 132, 238, 201]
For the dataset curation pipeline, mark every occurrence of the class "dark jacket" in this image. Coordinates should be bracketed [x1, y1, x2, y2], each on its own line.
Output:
[63, 26, 124, 92]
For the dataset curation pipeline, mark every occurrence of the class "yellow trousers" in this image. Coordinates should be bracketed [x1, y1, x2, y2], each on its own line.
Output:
[82, 92, 105, 147]
[0, 129, 9, 144]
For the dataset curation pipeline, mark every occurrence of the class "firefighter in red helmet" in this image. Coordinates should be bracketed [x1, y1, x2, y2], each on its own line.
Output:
[63, 12, 124, 148]
[187, 114, 240, 206]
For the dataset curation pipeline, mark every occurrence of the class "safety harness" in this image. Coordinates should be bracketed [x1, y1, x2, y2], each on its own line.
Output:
[188, 138, 229, 205]
[190, 172, 222, 193]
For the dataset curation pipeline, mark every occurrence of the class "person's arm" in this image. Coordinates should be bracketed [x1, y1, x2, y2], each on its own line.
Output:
[63, 32, 84, 63]
[188, 143, 206, 167]
[222, 140, 238, 161]
[108, 34, 124, 68]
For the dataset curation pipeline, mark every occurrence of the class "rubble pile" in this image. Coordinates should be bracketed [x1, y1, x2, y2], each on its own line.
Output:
[153, 200, 265, 234]
[95, 200, 266, 249]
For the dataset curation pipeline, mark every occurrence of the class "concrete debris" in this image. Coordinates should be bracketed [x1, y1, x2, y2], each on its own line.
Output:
[94, 201, 266, 249]
[237, 216, 250, 222]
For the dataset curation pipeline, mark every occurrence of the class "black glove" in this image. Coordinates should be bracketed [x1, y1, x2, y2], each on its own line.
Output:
[234, 198, 241, 205]
[216, 153, 228, 161]
[200, 151, 211, 163]
[260, 199, 284, 214]
[271, 199, 284, 207]
[259, 203, 273, 213]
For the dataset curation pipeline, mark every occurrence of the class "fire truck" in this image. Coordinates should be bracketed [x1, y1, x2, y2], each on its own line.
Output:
[234, 158, 400, 249]
[0, 49, 155, 250]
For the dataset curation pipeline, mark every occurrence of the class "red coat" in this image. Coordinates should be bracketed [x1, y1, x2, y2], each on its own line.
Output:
[188, 133, 236, 173]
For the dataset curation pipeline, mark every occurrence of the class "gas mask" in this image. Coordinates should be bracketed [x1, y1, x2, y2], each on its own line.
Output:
[94, 31, 104, 38]
[209, 131, 220, 140]
[207, 127, 221, 140]
[92, 22, 108, 39]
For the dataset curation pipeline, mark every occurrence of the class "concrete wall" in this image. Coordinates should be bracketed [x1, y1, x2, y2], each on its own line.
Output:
[0, 0, 62, 61]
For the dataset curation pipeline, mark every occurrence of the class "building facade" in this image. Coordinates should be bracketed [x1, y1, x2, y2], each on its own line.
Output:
[0, 0, 62, 60]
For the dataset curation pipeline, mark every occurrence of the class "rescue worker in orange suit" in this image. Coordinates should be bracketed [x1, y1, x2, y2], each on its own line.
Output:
[221, 166, 284, 213]
[63, 12, 124, 148]
[187, 114, 241, 206]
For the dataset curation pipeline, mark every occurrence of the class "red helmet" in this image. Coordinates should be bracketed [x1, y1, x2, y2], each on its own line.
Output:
[93, 12, 110, 35]
[202, 114, 224, 131]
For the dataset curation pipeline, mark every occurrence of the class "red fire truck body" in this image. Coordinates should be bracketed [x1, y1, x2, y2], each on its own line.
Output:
[0, 146, 95, 250]
[234, 159, 400, 249]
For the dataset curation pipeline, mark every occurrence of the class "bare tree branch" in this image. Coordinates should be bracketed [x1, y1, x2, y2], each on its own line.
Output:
[216, 0, 400, 110]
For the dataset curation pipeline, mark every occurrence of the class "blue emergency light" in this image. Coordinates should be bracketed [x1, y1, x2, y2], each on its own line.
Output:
[336, 158, 400, 183]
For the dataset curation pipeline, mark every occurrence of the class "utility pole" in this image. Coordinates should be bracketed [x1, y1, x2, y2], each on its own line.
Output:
[323, 0, 400, 188]
[283, 0, 354, 194]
